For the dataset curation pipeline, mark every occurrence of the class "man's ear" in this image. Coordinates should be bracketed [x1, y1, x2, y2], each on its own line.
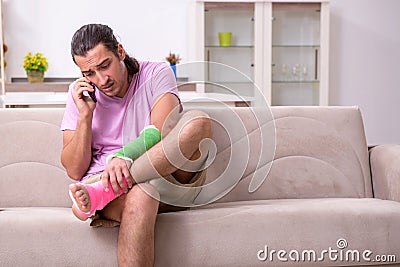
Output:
[118, 43, 126, 61]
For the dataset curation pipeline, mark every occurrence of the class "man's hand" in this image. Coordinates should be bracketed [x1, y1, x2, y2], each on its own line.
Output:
[73, 77, 97, 116]
[102, 157, 134, 194]
[61, 78, 97, 181]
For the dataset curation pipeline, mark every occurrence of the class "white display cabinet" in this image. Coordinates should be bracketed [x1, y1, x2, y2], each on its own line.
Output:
[0, 0, 5, 108]
[194, 0, 330, 106]
[270, 2, 329, 106]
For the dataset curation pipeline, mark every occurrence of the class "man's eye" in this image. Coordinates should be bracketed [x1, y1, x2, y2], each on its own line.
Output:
[100, 64, 109, 70]
[86, 72, 94, 77]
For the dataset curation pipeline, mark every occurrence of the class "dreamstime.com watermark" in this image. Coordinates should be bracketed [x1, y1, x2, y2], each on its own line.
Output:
[257, 238, 397, 263]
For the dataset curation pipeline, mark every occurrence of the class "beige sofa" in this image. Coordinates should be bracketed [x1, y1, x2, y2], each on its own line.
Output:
[0, 106, 399, 266]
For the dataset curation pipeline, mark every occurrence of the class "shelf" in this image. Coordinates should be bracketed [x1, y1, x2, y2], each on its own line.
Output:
[204, 2, 254, 11]
[205, 45, 254, 48]
[180, 91, 254, 103]
[272, 45, 320, 48]
[272, 80, 319, 84]
[206, 81, 254, 85]
[273, 3, 321, 11]
[6, 82, 70, 92]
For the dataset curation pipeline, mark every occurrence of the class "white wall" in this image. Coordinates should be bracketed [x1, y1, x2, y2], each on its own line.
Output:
[329, 0, 400, 145]
[2, 0, 193, 78]
[2, 0, 400, 145]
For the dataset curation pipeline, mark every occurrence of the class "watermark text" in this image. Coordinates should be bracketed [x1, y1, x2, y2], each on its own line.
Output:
[257, 238, 396, 263]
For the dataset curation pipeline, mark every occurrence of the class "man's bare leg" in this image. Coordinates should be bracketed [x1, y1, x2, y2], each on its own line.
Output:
[118, 184, 159, 267]
[101, 110, 212, 266]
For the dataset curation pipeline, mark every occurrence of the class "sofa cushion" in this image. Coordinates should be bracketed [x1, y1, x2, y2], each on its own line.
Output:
[2, 198, 399, 266]
[156, 198, 399, 266]
[0, 207, 118, 266]
[0, 108, 70, 208]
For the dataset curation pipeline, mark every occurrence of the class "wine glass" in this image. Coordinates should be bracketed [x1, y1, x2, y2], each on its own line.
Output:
[302, 65, 308, 81]
[281, 64, 288, 81]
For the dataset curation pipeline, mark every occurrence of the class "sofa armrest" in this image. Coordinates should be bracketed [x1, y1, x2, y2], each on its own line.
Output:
[370, 144, 400, 202]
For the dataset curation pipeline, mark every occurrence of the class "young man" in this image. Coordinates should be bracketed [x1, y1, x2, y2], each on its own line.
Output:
[61, 23, 211, 267]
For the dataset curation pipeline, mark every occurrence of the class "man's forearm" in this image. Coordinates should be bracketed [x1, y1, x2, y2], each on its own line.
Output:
[61, 115, 93, 180]
[111, 125, 162, 161]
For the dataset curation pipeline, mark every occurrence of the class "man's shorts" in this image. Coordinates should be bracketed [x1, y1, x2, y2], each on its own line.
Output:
[85, 168, 207, 227]
[150, 168, 207, 214]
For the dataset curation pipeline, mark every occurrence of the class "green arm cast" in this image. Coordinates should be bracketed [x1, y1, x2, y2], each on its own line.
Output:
[114, 125, 162, 160]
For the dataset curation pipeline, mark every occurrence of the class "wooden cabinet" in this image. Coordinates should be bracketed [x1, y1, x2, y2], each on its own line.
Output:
[194, 0, 330, 106]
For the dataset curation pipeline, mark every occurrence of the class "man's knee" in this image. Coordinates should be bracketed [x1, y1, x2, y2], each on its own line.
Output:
[123, 184, 160, 216]
[181, 110, 212, 138]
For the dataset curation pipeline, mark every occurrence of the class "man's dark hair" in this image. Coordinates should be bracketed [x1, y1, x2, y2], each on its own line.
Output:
[71, 23, 139, 76]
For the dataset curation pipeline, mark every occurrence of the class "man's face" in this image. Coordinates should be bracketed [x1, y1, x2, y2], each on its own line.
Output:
[74, 43, 128, 98]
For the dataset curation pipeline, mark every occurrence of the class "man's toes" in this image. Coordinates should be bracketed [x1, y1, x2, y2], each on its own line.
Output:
[78, 195, 87, 204]
[75, 190, 83, 198]
[70, 184, 90, 212]
[69, 184, 78, 193]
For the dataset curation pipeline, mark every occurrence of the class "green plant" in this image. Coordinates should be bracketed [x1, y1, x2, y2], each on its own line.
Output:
[165, 52, 181, 65]
[22, 52, 48, 72]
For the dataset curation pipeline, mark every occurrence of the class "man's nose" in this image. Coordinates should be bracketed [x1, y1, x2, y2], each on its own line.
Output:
[95, 72, 108, 86]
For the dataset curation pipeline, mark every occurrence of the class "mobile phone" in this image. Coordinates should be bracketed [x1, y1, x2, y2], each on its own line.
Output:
[88, 82, 97, 103]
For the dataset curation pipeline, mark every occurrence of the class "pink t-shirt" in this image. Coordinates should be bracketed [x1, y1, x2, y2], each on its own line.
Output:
[61, 61, 180, 180]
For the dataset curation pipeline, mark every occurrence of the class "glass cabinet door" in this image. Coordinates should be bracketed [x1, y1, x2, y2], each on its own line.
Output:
[203, 2, 256, 101]
[196, 0, 329, 106]
[271, 3, 322, 106]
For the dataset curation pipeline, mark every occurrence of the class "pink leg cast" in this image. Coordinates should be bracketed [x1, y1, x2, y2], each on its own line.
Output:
[69, 177, 129, 220]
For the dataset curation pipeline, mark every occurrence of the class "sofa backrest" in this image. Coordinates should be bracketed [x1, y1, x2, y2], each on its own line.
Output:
[0, 106, 373, 208]
[195, 106, 373, 205]
[0, 108, 70, 208]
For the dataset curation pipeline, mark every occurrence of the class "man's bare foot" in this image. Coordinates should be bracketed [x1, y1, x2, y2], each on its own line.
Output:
[71, 204, 90, 221]
[69, 183, 91, 217]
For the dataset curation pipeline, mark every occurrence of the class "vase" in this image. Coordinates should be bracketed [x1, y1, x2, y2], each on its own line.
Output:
[218, 32, 232, 46]
[170, 64, 177, 78]
[27, 70, 44, 83]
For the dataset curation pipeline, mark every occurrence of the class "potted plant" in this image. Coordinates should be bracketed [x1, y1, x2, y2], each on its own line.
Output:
[22, 52, 48, 83]
[165, 52, 181, 77]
